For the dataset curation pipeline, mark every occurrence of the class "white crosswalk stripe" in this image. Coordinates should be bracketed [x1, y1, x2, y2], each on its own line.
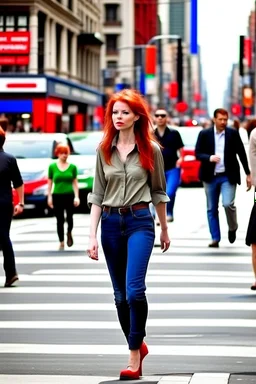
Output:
[0, 214, 254, 383]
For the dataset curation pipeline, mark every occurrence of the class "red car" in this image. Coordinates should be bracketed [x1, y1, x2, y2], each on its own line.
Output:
[177, 126, 202, 185]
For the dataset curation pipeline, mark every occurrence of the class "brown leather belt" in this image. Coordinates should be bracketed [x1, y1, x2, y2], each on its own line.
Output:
[103, 203, 149, 215]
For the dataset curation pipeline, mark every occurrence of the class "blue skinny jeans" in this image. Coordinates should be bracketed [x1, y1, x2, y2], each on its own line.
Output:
[101, 206, 155, 350]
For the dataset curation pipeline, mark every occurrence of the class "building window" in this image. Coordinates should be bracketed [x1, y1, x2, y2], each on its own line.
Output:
[6, 16, 15, 27]
[106, 34, 118, 55]
[68, 0, 73, 11]
[104, 61, 117, 87]
[107, 61, 117, 68]
[169, 3, 185, 40]
[104, 4, 121, 26]
[105, 4, 118, 21]
[0, 14, 28, 31]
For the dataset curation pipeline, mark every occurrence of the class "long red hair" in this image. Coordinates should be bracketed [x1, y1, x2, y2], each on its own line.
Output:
[100, 89, 157, 172]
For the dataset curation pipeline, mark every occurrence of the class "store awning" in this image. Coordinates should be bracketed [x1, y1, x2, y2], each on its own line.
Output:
[78, 32, 104, 46]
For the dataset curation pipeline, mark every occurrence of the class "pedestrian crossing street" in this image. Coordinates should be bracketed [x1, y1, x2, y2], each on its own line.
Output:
[0, 214, 255, 383]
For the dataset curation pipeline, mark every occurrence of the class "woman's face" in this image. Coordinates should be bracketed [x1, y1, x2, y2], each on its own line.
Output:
[58, 151, 69, 161]
[112, 101, 139, 131]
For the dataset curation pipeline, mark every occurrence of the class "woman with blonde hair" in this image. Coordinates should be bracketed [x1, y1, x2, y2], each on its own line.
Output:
[87, 89, 170, 380]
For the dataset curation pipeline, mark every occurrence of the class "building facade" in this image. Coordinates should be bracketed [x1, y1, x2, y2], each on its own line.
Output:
[101, 0, 134, 93]
[0, 0, 104, 133]
[101, 0, 158, 95]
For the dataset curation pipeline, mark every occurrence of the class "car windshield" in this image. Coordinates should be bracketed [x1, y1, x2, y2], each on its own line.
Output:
[4, 140, 53, 159]
[178, 128, 202, 148]
[71, 134, 102, 155]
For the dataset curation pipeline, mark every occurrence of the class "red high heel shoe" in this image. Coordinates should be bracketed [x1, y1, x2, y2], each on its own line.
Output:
[139, 341, 149, 376]
[120, 366, 140, 380]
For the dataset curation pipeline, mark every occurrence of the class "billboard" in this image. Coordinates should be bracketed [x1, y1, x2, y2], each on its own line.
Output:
[0, 31, 30, 65]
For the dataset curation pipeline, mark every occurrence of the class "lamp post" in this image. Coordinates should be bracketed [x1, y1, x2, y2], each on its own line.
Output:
[118, 45, 147, 93]
[145, 34, 182, 106]
[118, 34, 182, 105]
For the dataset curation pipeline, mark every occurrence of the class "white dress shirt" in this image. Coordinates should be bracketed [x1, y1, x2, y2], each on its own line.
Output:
[214, 126, 225, 173]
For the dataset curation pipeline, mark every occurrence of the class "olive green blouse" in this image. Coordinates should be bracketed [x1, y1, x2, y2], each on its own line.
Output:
[87, 137, 169, 208]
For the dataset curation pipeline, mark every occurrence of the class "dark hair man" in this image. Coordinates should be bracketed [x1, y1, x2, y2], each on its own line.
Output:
[0, 126, 24, 286]
[153, 108, 184, 222]
[195, 108, 251, 247]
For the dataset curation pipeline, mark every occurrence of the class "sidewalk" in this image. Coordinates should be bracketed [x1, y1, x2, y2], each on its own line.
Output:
[1, 374, 256, 384]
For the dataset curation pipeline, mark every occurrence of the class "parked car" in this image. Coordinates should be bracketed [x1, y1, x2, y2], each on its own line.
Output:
[176, 126, 203, 186]
[5, 133, 74, 214]
[68, 131, 103, 209]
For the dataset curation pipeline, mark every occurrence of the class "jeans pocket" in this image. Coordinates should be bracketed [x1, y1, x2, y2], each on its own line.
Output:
[101, 210, 110, 221]
[132, 208, 152, 219]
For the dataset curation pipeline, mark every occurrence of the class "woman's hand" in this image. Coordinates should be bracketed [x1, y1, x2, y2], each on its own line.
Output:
[87, 237, 99, 261]
[74, 197, 80, 207]
[47, 196, 53, 208]
[160, 228, 171, 253]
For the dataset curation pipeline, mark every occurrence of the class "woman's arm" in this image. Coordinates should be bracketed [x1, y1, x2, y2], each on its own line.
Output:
[155, 202, 170, 252]
[87, 203, 102, 260]
[155, 202, 168, 231]
[47, 179, 53, 208]
[72, 178, 80, 206]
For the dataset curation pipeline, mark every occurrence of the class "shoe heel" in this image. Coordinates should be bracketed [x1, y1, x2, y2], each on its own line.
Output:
[139, 341, 148, 376]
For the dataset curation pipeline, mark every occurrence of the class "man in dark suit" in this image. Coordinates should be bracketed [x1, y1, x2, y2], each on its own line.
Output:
[195, 108, 251, 247]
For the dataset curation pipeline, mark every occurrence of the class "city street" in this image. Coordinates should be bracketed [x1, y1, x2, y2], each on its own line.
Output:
[0, 184, 256, 384]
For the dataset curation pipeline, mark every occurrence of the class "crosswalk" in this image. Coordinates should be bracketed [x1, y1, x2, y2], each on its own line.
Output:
[0, 213, 255, 383]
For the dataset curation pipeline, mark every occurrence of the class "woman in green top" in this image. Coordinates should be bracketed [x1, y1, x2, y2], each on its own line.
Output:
[47, 143, 80, 250]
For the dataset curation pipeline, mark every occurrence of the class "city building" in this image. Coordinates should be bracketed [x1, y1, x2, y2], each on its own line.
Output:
[0, 0, 104, 133]
[101, 0, 158, 96]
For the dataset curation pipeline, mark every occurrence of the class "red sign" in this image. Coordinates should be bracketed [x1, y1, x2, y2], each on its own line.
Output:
[193, 93, 202, 103]
[244, 38, 252, 68]
[145, 45, 157, 75]
[0, 31, 30, 54]
[175, 101, 188, 113]
[0, 56, 29, 65]
[231, 103, 241, 116]
[242, 86, 253, 108]
[169, 81, 178, 99]
[46, 98, 63, 115]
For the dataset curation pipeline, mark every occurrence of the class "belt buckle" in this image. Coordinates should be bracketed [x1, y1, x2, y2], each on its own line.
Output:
[118, 207, 124, 215]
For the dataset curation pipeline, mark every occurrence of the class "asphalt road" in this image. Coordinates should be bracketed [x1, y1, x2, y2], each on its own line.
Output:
[0, 184, 256, 383]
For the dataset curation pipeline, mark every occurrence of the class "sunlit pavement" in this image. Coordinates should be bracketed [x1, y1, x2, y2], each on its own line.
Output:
[2, 183, 256, 384]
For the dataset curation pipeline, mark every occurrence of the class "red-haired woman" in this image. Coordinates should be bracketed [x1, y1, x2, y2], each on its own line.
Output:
[47, 143, 80, 250]
[87, 89, 170, 380]
[0, 126, 24, 287]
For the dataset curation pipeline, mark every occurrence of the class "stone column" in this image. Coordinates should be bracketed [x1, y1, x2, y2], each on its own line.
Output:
[59, 26, 68, 78]
[28, 6, 38, 74]
[72, 0, 78, 15]
[70, 32, 77, 79]
[50, 20, 57, 74]
[44, 15, 50, 72]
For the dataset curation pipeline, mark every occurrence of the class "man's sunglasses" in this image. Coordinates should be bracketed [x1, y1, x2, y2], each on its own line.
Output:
[155, 114, 167, 118]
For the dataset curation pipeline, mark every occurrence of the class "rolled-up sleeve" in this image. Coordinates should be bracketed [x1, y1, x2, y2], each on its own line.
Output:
[150, 143, 170, 206]
[87, 149, 107, 208]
